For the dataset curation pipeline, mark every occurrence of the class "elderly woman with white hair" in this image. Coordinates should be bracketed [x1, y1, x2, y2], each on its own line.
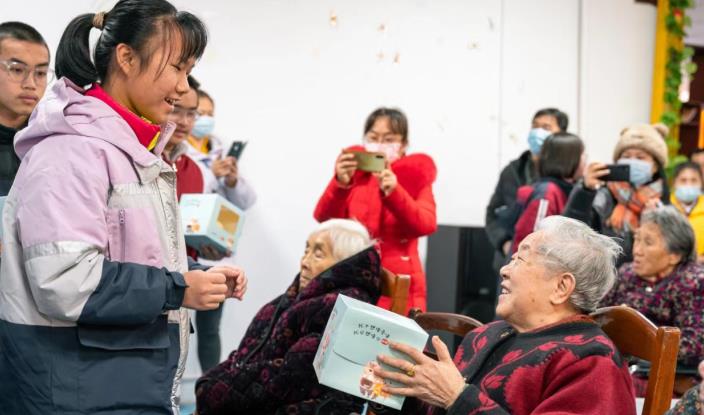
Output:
[195, 219, 381, 414]
[601, 206, 704, 395]
[374, 216, 636, 415]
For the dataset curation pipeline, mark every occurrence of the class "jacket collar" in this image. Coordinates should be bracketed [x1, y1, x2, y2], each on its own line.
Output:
[85, 84, 161, 151]
[285, 246, 382, 303]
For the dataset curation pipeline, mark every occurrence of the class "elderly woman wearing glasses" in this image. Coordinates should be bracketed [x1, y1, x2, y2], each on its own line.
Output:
[314, 107, 437, 313]
[375, 216, 636, 415]
[601, 206, 704, 395]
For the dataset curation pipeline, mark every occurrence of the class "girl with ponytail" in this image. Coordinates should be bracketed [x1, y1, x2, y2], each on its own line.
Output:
[0, 1, 247, 413]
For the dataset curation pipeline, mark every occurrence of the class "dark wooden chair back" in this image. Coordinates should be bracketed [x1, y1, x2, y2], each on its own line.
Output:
[380, 268, 410, 315]
[590, 306, 681, 415]
[409, 308, 483, 337]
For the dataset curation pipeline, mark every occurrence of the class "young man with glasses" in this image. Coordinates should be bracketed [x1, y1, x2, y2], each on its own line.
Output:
[0, 21, 51, 196]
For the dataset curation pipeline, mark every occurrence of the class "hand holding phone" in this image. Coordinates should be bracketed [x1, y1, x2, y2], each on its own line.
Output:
[335, 152, 357, 185]
[583, 162, 611, 190]
[601, 164, 630, 182]
[349, 151, 386, 173]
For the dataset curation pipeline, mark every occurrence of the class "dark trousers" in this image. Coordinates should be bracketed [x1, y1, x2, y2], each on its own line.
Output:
[195, 303, 224, 372]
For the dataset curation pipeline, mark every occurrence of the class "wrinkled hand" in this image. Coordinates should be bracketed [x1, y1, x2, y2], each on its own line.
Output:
[208, 265, 247, 300]
[199, 244, 231, 261]
[583, 162, 610, 190]
[374, 336, 466, 409]
[335, 151, 357, 186]
[377, 168, 398, 196]
[182, 270, 228, 310]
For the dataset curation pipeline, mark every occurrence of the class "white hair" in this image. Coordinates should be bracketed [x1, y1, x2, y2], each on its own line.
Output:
[312, 219, 373, 261]
[535, 216, 623, 313]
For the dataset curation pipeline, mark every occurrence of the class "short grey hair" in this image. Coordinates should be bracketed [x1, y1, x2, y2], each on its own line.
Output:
[312, 219, 373, 261]
[534, 216, 623, 313]
[641, 206, 696, 264]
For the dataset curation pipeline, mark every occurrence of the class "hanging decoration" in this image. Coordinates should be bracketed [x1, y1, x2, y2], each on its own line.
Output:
[661, 0, 697, 170]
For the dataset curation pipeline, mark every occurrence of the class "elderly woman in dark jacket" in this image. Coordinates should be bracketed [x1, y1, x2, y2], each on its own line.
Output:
[195, 219, 381, 415]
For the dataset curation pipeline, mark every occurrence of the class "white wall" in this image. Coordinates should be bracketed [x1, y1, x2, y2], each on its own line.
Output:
[579, 0, 657, 164]
[3, 0, 657, 400]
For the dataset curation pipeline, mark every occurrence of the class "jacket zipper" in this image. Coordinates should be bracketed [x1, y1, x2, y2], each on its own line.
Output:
[119, 208, 126, 257]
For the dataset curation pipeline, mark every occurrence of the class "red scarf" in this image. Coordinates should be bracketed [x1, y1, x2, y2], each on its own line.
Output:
[85, 84, 161, 150]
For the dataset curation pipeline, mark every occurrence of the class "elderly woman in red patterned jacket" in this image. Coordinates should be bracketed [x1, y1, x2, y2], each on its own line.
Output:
[375, 216, 636, 415]
[195, 219, 381, 415]
[601, 205, 704, 395]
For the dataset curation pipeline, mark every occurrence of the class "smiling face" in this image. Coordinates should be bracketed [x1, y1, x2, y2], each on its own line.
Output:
[299, 232, 337, 290]
[0, 38, 50, 128]
[497, 232, 577, 332]
[108, 37, 194, 125]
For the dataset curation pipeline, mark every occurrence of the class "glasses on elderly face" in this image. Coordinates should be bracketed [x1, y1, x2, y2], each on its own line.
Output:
[170, 106, 199, 122]
[0, 60, 54, 85]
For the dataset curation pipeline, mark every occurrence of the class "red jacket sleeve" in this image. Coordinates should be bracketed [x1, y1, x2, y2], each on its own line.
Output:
[383, 183, 437, 237]
[446, 355, 636, 415]
[314, 176, 351, 222]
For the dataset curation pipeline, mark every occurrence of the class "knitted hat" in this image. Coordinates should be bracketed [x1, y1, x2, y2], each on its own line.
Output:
[612, 123, 669, 167]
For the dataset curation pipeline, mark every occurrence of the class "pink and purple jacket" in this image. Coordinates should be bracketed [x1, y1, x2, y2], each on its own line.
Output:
[0, 78, 198, 414]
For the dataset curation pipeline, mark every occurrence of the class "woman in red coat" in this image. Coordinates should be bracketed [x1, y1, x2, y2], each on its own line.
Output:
[314, 108, 437, 312]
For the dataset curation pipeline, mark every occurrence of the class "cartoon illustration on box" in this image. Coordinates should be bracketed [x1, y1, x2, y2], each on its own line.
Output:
[359, 361, 389, 399]
[185, 218, 201, 233]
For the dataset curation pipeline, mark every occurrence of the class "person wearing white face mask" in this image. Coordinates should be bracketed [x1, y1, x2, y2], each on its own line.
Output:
[314, 107, 437, 312]
[671, 162, 704, 263]
[485, 108, 568, 274]
[564, 123, 671, 266]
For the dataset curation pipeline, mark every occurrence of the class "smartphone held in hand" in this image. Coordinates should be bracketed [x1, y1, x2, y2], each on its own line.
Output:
[227, 141, 247, 160]
[601, 164, 630, 182]
[349, 151, 385, 173]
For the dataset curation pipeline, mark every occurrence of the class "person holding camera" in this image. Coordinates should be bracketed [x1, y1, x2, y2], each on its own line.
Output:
[314, 107, 437, 312]
[563, 123, 670, 265]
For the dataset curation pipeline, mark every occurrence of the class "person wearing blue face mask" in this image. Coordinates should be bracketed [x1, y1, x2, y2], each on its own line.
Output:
[671, 162, 704, 262]
[183, 86, 257, 374]
[485, 108, 568, 274]
[564, 123, 671, 266]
